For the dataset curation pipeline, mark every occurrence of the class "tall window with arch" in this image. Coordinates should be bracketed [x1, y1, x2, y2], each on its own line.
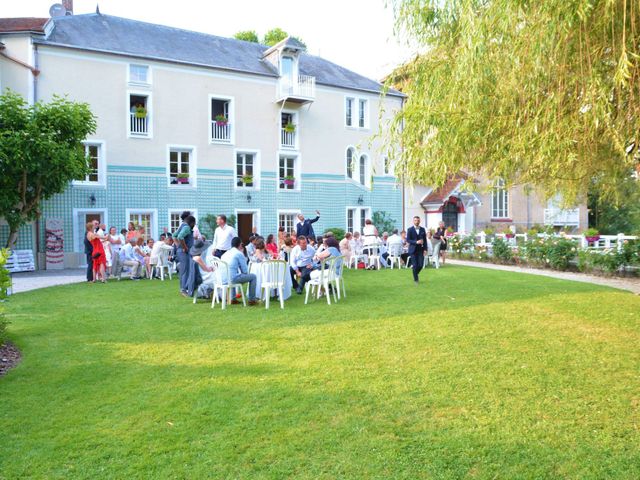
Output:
[491, 178, 509, 219]
[359, 154, 368, 186]
[346, 147, 355, 179]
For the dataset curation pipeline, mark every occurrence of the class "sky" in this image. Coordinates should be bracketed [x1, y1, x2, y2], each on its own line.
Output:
[1, 0, 417, 81]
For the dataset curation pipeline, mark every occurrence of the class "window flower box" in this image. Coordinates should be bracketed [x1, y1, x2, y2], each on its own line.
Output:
[176, 173, 190, 184]
[283, 175, 295, 186]
[284, 122, 296, 133]
[215, 114, 228, 126]
[134, 105, 147, 118]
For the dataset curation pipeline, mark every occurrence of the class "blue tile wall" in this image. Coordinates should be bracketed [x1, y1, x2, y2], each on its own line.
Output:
[8, 167, 402, 254]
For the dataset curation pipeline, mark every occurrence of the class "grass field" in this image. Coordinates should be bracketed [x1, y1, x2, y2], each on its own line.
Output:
[1, 266, 639, 479]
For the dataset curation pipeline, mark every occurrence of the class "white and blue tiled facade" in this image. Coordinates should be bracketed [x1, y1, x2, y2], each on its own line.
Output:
[1, 169, 401, 263]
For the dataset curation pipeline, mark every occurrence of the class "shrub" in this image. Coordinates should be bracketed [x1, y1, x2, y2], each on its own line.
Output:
[322, 228, 345, 241]
[492, 237, 513, 263]
[584, 227, 600, 237]
[371, 211, 396, 235]
[547, 238, 577, 270]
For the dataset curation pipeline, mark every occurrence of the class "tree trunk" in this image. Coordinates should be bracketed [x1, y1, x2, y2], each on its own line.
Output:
[6, 228, 18, 250]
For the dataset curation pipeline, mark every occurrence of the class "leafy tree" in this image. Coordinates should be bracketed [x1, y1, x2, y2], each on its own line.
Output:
[372, 211, 397, 234]
[384, 0, 640, 205]
[263, 28, 306, 49]
[0, 90, 97, 248]
[233, 30, 259, 43]
[589, 175, 640, 234]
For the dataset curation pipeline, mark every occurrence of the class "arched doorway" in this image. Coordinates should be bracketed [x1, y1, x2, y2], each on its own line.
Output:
[442, 200, 459, 232]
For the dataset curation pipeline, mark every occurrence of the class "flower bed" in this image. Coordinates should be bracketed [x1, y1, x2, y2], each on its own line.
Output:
[447, 233, 640, 277]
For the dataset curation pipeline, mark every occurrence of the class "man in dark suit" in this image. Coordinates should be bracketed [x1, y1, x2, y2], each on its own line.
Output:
[296, 210, 321, 239]
[406, 216, 427, 283]
[84, 231, 93, 282]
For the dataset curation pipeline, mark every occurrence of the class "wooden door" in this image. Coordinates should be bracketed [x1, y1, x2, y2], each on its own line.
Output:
[237, 214, 253, 244]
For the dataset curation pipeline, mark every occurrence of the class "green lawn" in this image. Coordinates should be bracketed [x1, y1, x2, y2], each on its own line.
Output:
[1, 266, 639, 479]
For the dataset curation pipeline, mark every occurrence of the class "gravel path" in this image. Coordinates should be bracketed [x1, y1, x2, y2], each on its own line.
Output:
[9, 268, 87, 294]
[447, 259, 640, 295]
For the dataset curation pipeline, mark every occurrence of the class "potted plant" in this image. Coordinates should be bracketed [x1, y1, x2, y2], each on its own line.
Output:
[584, 228, 600, 243]
[176, 173, 190, 184]
[215, 114, 228, 126]
[134, 105, 147, 118]
[284, 122, 296, 133]
[283, 175, 295, 186]
[241, 174, 253, 185]
[505, 226, 516, 239]
[445, 226, 455, 237]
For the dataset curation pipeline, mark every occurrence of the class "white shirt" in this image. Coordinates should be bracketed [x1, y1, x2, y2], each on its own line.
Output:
[109, 233, 125, 253]
[387, 234, 403, 255]
[212, 224, 236, 251]
[150, 240, 172, 261]
[289, 244, 316, 269]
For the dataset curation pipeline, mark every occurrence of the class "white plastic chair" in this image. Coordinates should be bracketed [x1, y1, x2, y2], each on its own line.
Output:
[153, 248, 173, 281]
[331, 255, 346, 301]
[210, 258, 246, 310]
[387, 243, 403, 269]
[260, 260, 287, 309]
[305, 258, 338, 305]
[364, 243, 381, 270]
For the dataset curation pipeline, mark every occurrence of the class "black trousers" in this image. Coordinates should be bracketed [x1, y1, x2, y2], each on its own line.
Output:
[214, 249, 227, 258]
[86, 253, 93, 281]
[410, 251, 424, 281]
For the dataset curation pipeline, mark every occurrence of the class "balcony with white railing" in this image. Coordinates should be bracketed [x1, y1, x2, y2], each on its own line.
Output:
[280, 128, 296, 149]
[544, 208, 580, 226]
[129, 113, 149, 136]
[211, 121, 232, 143]
[277, 75, 316, 104]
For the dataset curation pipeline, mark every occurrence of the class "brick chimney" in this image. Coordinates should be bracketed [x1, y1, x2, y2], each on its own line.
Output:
[62, 0, 73, 15]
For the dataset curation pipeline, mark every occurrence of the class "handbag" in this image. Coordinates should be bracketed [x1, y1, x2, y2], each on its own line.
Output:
[92, 252, 102, 259]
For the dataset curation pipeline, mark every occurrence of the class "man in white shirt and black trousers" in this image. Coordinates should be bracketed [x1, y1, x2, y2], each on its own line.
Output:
[406, 216, 427, 284]
[212, 214, 237, 258]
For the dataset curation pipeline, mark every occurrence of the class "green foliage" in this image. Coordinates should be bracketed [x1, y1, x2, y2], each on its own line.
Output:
[2, 269, 640, 477]
[322, 228, 345, 241]
[384, 0, 640, 203]
[491, 237, 513, 263]
[233, 30, 259, 43]
[589, 176, 640, 235]
[584, 228, 600, 237]
[262, 28, 306, 49]
[0, 90, 97, 248]
[546, 238, 578, 271]
[199, 214, 217, 238]
[0, 249, 11, 346]
[371, 210, 396, 234]
[226, 214, 236, 228]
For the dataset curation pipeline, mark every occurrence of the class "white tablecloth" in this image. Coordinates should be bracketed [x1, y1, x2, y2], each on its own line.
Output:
[250, 262, 293, 301]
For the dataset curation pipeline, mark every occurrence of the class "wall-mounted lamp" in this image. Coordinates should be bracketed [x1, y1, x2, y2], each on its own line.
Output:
[357, 195, 364, 205]
[246, 193, 252, 203]
[89, 194, 96, 206]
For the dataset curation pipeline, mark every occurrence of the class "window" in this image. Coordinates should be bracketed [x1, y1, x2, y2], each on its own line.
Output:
[210, 96, 233, 143]
[236, 152, 255, 188]
[281, 112, 297, 149]
[359, 154, 368, 186]
[129, 64, 149, 84]
[345, 97, 354, 127]
[168, 209, 198, 234]
[346, 207, 371, 234]
[279, 155, 297, 190]
[347, 208, 355, 233]
[346, 147, 355, 179]
[129, 93, 151, 137]
[128, 211, 154, 242]
[358, 99, 368, 128]
[279, 212, 298, 234]
[491, 179, 509, 219]
[383, 156, 391, 175]
[169, 212, 182, 233]
[168, 147, 195, 187]
[74, 142, 105, 185]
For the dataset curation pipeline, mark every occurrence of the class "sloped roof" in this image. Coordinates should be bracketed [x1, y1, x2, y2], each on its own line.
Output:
[422, 174, 468, 204]
[33, 13, 403, 97]
[0, 17, 48, 33]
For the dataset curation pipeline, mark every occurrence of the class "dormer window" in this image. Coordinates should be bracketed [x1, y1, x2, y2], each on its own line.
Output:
[265, 37, 315, 104]
[129, 64, 150, 85]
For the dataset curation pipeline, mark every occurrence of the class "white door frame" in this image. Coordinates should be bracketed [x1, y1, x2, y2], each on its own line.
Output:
[73, 208, 108, 253]
[234, 208, 261, 235]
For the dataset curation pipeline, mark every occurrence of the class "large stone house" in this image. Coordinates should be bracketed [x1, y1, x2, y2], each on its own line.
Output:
[0, 7, 404, 268]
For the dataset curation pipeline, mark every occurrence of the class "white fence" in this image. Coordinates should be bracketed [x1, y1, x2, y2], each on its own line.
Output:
[466, 232, 638, 252]
[129, 113, 148, 135]
[281, 128, 296, 148]
[211, 122, 232, 143]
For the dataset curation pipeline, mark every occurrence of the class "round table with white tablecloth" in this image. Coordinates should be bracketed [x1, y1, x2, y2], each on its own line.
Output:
[249, 261, 293, 301]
